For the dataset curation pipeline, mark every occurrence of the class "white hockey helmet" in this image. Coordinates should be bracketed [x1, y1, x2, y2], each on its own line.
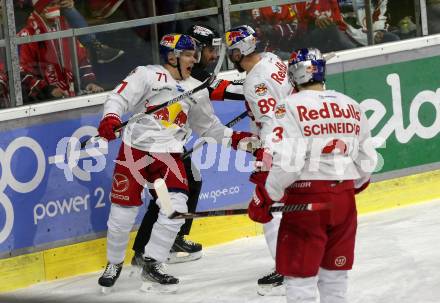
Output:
[288, 48, 326, 86]
[225, 25, 257, 56]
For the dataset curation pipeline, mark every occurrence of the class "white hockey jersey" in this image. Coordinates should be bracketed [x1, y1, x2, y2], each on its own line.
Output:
[264, 89, 378, 201]
[243, 52, 293, 140]
[103, 65, 232, 152]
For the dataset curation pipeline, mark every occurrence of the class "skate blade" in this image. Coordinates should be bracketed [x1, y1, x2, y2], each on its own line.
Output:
[166, 251, 202, 264]
[139, 281, 178, 294]
[257, 284, 286, 296]
[100, 286, 114, 295]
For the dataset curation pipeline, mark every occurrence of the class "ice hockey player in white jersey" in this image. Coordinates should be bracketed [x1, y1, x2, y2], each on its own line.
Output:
[96, 33, 257, 293]
[131, 24, 247, 269]
[225, 24, 294, 295]
[247, 47, 378, 303]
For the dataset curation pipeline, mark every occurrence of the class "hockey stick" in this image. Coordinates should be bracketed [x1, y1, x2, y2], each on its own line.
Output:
[154, 178, 174, 216]
[182, 110, 249, 159]
[154, 180, 329, 220]
[168, 202, 330, 219]
[80, 44, 227, 149]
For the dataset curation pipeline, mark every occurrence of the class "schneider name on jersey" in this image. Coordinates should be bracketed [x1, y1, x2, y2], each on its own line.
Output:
[265, 89, 375, 201]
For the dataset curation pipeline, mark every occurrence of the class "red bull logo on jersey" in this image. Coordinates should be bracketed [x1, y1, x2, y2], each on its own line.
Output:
[226, 31, 244, 46]
[148, 103, 188, 129]
[275, 104, 286, 119]
[254, 83, 268, 96]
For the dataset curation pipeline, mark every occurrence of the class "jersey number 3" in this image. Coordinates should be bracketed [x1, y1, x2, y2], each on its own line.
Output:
[272, 126, 284, 143]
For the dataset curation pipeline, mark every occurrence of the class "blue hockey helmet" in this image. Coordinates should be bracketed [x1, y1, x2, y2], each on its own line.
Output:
[288, 48, 326, 86]
[225, 25, 257, 56]
[159, 34, 200, 62]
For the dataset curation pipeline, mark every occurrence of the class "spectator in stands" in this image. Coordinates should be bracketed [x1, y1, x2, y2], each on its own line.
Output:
[88, 0, 125, 19]
[342, 0, 400, 46]
[250, 4, 298, 58]
[292, 0, 357, 53]
[19, 0, 103, 102]
[0, 5, 10, 108]
[60, 0, 124, 63]
[386, 0, 417, 39]
[16, 0, 124, 64]
[0, 62, 9, 108]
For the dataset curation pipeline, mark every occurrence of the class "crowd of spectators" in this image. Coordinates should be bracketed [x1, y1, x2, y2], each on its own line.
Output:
[246, 0, 402, 59]
[0, 0, 431, 109]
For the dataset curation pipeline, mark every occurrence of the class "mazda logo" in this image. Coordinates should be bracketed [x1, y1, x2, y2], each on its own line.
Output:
[112, 173, 129, 193]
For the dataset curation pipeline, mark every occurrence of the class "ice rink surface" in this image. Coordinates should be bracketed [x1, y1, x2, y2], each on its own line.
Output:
[1, 200, 440, 303]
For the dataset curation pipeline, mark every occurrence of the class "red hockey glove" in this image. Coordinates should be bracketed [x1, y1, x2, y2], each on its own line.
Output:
[249, 170, 268, 186]
[355, 179, 370, 195]
[253, 148, 273, 172]
[210, 79, 230, 101]
[231, 131, 260, 153]
[98, 113, 122, 141]
[248, 184, 274, 224]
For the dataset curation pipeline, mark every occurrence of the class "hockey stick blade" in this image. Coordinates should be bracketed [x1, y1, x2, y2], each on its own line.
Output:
[168, 202, 330, 219]
[154, 178, 174, 217]
[182, 110, 248, 159]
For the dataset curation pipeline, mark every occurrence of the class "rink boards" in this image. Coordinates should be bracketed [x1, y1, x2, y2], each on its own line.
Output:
[1, 35, 440, 291]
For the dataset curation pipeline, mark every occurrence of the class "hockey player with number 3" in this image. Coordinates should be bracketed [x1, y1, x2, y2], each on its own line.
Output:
[224, 24, 294, 295]
[96, 33, 257, 293]
[246, 48, 378, 302]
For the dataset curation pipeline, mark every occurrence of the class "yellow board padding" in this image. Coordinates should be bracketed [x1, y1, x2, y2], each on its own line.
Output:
[1, 169, 440, 293]
[356, 169, 440, 214]
[0, 252, 45, 292]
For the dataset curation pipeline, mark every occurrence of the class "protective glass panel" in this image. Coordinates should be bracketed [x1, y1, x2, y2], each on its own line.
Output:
[426, 0, 440, 35]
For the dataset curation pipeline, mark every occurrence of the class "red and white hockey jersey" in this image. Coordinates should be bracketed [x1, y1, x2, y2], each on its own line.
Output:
[243, 52, 293, 140]
[264, 89, 377, 201]
[103, 65, 232, 152]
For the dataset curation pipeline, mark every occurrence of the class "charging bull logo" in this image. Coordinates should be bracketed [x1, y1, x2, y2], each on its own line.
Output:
[288, 52, 298, 64]
[275, 104, 286, 119]
[254, 83, 268, 96]
[148, 103, 187, 129]
[226, 31, 244, 46]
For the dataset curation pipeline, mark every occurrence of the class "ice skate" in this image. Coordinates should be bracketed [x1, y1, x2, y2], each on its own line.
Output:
[140, 257, 179, 293]
[167, 235, 202, 264]
[98, 262, 123, 294]
[257, 270, 285, 296]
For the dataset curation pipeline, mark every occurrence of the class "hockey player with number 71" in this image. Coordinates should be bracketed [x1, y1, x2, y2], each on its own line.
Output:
[224, 24, 294, 296]
[96, 33, 258, 293]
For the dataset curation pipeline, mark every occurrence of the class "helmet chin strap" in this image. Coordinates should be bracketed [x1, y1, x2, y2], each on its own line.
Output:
[168, 56, 184, 80]
[177, 58, 184, 80]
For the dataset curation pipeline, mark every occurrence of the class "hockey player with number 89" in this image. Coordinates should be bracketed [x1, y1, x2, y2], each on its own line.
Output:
[224, 24, 294, 295]
[246, 48, 378, 302]
[96, 33, 257, 293]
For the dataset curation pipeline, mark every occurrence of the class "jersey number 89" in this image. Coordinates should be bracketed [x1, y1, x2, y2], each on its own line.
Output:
[258, 98, 276, 114]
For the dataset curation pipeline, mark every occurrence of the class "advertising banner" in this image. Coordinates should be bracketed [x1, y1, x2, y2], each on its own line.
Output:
[0, 102, 253, 254]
